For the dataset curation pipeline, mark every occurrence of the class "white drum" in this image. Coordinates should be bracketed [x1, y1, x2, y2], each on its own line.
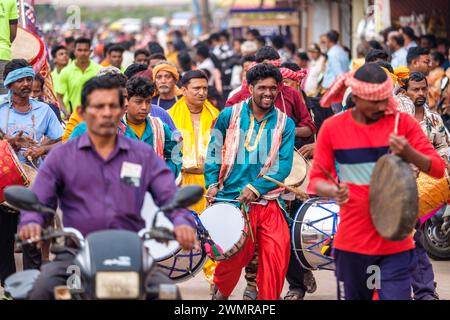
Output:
[198, 202, 248, 261]
[142, 193, 206, 282]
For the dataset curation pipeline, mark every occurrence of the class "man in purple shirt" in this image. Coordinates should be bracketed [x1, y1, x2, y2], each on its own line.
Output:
[18, 75, 197, 299]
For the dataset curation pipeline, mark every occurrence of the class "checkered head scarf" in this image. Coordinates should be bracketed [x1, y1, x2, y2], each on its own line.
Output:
[320, 69, 398, 114]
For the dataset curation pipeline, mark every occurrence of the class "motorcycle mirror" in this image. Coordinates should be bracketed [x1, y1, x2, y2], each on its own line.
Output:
[441, 77, 449, 92]
[160, 185, 204, 212]
[4, 186, 53, 215]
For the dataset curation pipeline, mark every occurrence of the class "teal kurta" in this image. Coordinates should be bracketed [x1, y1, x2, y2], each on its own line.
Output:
[123, 117, 182, 178]
[205, 101, 295, 202]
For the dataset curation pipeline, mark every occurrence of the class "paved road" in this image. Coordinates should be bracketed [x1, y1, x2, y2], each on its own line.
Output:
[178, 259, 450, 300]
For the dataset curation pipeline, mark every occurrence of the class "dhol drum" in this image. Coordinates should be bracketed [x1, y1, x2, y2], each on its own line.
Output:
[291, 198, 340, 271]
[143, 207, 206, 283]
[198, 202, 248, 261]
[285, 149, 311, 192]
[11, 27, 46, 72]
[0, 140, 31, 203]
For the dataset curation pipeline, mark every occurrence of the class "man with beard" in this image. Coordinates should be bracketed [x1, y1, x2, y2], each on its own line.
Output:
[402, 72, 448, 300]
[205, 64, 295, 300]
[152, 62, 183, 110]
[0, 59, 63, 287]
[313, 63, 445, 300]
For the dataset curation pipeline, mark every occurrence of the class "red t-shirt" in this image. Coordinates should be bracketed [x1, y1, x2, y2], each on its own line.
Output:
[226, 84, 316, 134]
[308, 110, 445, 255]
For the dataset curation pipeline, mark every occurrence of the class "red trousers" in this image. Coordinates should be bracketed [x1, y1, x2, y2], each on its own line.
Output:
[213, 200, 290, 300]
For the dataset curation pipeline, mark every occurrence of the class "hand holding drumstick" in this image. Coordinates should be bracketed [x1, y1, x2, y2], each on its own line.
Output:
[316, 163, 349, 205]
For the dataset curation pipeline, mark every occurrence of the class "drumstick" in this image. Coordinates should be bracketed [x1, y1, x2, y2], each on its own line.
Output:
[394, 112, 400, 135]
[316, 163, 340, 189]
[262, 175, 309, 201]
[204, 195, 260, 205]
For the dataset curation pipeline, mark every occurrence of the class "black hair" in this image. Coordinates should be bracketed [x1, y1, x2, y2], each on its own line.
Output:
[255, 36, 266, 46]
[240, 55, 256, 66]
[106, 72, 128, 89]
[246, 63, 282, 86]
[344, 93, 355, 109]
[375, 60, 394, 73]
[271, 36, 285, 50]
[180, 70, 208, 87]
[255, 46, 280, 63]
[196, 45, 210, 59]
[33, 74, 45, 90]
[134, 48, 150, 59]
[3, 59, 29, 80]
[326, 30, 339, 44]
[296, 51, 310, 62]
[81, 75, 125, 110]
[208, 33, 221, 43]
[107, 44, 125, 55]
[420, 34, 437, 48]
[354, 63, 387, 84]
[124, 63, 148, 79]
[149, 52, 166, 61]
[401, 72, 428, 91]
[392, 33, 405, 47]
[126, 76, 155, 99]
[65, 36, 75, 44]
[401, 27, 417, 41]
[281, 62, 301, 72]
[431, 52, 446, 66]
[200, 68, 211, 79]
[178, 51, 193, 73]
[246, 29, 260, 38]
[74, 37, 92, 49]
[220, 30, 230, 41]
[103, 43, 113, 57]
[436, 37, 449, 48]
[407, 46, 429, 66]
[368, 40, 383, 50]
[148, 41, 164, 55]
[365, 49, 389, 62]
[285, 43, 296, 55]
[51, 45, 67, 59]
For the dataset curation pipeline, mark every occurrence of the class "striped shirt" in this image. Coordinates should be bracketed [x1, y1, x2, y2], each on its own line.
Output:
[308, 110, 445, 255]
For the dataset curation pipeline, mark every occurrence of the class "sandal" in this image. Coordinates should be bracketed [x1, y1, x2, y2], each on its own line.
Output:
[304, 270, 317, 294]
[243, 286, 258, 300]
[284, 289, 305, 300]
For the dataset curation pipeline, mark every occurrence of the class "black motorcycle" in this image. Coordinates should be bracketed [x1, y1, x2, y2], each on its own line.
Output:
[423, 206, 450, 260]
[2, 185, 203, 300]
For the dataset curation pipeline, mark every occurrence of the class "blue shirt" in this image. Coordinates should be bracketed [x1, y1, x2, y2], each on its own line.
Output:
[0, 97, 64, 162]
[322, 45, 350, 89]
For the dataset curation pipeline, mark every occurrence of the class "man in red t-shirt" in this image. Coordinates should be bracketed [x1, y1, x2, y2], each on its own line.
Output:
[309, 63, 445, 300]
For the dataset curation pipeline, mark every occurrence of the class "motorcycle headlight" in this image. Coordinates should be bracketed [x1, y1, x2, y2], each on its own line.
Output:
[95, 272, 140, 299]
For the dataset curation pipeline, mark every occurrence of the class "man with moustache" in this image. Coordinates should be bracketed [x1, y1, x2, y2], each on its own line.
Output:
[402, 72, 448, 300]
[152, 62, 183, 110]
[205, 64, 295, 300]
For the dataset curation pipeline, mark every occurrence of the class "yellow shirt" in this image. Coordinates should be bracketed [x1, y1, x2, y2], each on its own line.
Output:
[127, 120, 146, 139]
[62, 109, 82, 142]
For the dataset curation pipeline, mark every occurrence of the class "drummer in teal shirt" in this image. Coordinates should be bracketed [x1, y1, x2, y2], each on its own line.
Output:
[204, 85, 295, 204]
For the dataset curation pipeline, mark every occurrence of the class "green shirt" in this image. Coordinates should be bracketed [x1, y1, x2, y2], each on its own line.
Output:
[0, 0, 19, 61]
[56, 60, 101, 113]
[52, 66, 70, 107]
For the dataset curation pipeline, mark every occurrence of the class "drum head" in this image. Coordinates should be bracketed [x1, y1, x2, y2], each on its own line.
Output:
[11, 27, 44, 65]
[369, 154, 419, 241]
[199, 203, 245, 254]
[292, 198, 339, 270]
[285, 151, 309, 187]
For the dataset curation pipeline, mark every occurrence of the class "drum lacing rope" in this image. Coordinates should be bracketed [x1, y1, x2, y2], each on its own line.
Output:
[191, 211, 224, 259]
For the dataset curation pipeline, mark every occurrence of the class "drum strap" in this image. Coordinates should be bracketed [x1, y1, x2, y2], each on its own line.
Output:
[148, 116, 165, 159]
[191, 211, 224, 259]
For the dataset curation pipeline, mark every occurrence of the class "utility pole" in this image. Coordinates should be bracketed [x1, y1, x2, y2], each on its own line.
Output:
[199, 0, 210, 34]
